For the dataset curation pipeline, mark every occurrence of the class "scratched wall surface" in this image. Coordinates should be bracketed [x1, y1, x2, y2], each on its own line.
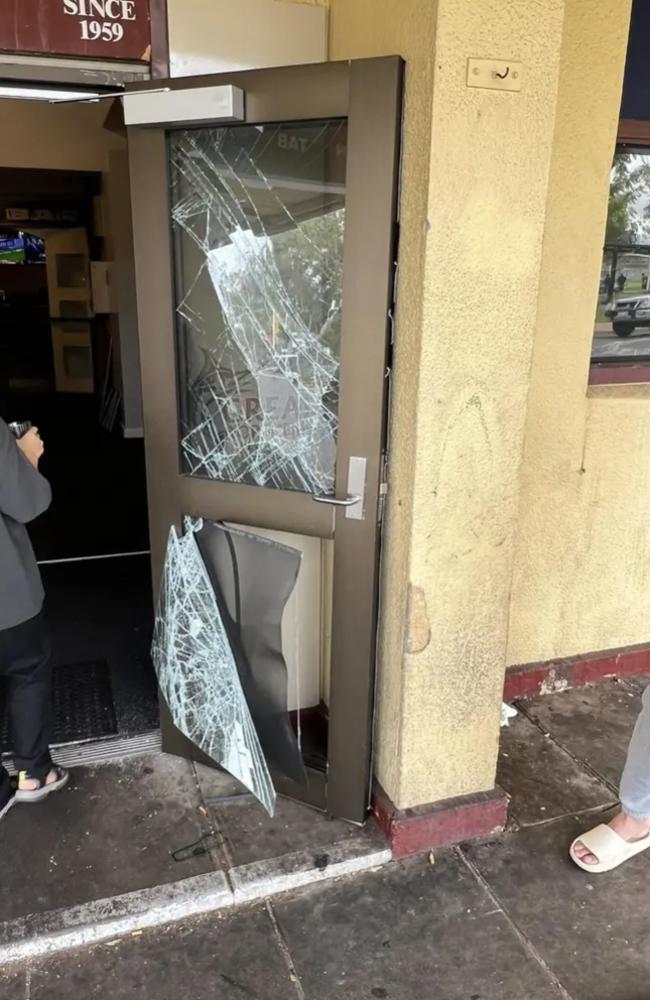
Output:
[330, 0, 567, 808]
[507, 0, 635, 668]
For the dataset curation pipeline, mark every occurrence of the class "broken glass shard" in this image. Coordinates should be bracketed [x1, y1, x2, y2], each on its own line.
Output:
[169, 120, 347, 494]
[195, 520, 306, 787]
[152, 520, 276, 815]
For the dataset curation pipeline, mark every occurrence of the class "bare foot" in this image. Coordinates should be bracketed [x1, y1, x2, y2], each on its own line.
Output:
[18, 769, 60, 792]
[573, 812, 650, 865]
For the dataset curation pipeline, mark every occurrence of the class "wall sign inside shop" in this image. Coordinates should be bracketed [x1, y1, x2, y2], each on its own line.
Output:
[4, 207, 82, 225]
[0, 0, 151, 62]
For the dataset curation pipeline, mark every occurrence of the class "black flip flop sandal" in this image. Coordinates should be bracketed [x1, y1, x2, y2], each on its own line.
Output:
[14, 766, 69, 803]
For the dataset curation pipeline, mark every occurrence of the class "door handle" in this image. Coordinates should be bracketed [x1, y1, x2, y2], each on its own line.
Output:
[312, 457, 368, 521]
[312, 493, 361, 507]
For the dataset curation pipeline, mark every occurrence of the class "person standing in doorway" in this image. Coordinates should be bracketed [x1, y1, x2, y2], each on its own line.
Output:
[0, 418, 68, 823]
[570, 688, 650, 872]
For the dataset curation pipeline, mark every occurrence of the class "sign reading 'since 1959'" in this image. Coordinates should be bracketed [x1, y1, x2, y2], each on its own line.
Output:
[0, 0, 151, 62]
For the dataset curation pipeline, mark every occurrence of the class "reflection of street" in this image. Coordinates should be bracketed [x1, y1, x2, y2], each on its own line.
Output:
[592, 323, 650, 357]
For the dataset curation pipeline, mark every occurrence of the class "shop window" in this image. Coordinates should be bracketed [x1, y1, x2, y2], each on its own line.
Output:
[590, 145, 650, 384]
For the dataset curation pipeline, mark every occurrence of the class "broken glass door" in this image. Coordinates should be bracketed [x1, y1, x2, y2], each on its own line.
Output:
[169, 119, 346, 495]
[126, 58, 403, 822]
[152, 517, 308, 815]
[161, 120, 345, 809]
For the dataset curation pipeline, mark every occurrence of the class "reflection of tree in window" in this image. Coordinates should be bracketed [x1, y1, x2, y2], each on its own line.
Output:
[606, 153, 650, 245]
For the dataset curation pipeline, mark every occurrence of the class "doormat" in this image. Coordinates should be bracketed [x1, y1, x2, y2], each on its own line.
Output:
[0, 661, 118, 752]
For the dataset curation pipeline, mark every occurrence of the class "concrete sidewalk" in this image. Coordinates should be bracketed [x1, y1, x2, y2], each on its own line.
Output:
[0, 747, 388, 966]
[2, 677, 650, 999]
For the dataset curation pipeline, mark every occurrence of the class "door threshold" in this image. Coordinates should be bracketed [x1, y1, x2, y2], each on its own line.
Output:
[2, 730, 162, 773]
[37, 550, 151, 566]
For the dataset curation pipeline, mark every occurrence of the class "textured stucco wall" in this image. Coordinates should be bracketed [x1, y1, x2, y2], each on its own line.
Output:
[507, 0, 635, 667]
[329, 0, 437, 807]
[330, 0, 566, 808]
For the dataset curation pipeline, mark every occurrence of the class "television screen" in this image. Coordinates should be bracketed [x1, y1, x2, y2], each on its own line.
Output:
[24, 234, 46, 264]
[0, 231, 46, 264]
[0, 234, 24, 263]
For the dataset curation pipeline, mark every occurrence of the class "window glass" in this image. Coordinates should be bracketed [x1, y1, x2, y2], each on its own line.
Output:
[169, 120, 347, 494]
[592, 150, 650, 367]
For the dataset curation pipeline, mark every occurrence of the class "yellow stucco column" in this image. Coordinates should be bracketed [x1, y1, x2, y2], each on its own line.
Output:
[329, 0, 631, 811]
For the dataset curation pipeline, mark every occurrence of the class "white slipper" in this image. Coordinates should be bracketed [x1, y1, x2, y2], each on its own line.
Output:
[570, 823, 650, 873]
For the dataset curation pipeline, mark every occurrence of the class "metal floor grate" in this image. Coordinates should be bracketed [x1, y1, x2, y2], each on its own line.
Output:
[2, 729, 162, 774]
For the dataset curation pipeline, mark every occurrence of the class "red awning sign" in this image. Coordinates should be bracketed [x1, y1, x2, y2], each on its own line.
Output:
[0, 0, 151, 62]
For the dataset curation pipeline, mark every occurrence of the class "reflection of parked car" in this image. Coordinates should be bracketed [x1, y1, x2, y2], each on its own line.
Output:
[605, 294, 650, 337]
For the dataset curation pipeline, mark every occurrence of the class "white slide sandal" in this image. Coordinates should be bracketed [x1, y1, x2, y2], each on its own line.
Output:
[570, 823, 650, 873]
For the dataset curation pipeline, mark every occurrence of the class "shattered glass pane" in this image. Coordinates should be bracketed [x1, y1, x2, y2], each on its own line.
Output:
[169, 120, 347, 494]
[152, 519, 276, 815]
[195, 520, 307, 787]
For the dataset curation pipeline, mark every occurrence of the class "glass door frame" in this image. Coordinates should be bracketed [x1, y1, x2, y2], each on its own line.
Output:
[126, 57, 403, 823]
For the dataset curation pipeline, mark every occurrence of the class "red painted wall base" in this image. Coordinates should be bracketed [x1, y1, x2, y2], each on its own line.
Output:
[371, 644, 650, 859]
[504, 643, 650, 703]
[372, 783, 508, 860]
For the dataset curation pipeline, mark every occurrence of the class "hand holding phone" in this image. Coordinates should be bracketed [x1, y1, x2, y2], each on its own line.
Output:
[16, 427, 44, 468]
[8, 421, 32, 439]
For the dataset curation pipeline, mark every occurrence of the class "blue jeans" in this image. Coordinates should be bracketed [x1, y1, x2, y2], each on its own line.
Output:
[620, 683, 650, 820]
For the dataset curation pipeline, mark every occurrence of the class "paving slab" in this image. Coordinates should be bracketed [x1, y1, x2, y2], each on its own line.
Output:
[231, 837, 390, 902]
[273, 852, 561, 1000]
[0, 968, 27, 999]
[520, 680, 644, 786]
[0, 753, 215, 924]
[195, 762, 370, 867]
[464, 815, 650, 1000]
[27, 906, 295, 1000]
[0, 870, 233, 968]
[498, 712, 615, 826]
[622, 674, 650, 696]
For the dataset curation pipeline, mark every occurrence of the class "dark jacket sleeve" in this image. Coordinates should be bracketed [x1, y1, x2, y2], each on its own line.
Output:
[0, 419, 52, 524]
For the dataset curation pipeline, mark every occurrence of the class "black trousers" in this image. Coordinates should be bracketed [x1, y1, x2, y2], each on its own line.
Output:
[0, 613, 53, 804]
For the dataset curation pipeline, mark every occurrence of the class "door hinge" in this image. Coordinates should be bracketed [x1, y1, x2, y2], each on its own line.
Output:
[378, 455, 389, 524]
[389, 221, 400, 345]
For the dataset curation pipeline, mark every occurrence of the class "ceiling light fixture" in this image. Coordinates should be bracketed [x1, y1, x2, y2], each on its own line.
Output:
[0, 83, 171, 104]
[0, 84, 105, 101]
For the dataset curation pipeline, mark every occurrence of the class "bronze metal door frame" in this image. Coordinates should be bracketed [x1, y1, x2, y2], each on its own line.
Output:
[127, 57, 403, 823]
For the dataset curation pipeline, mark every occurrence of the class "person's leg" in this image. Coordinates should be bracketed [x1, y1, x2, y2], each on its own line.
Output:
[3, 614, 54, 782]
[573, 683, 650, 866]
[0, 665, 11, 811]
[619, 682, 650, 820]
